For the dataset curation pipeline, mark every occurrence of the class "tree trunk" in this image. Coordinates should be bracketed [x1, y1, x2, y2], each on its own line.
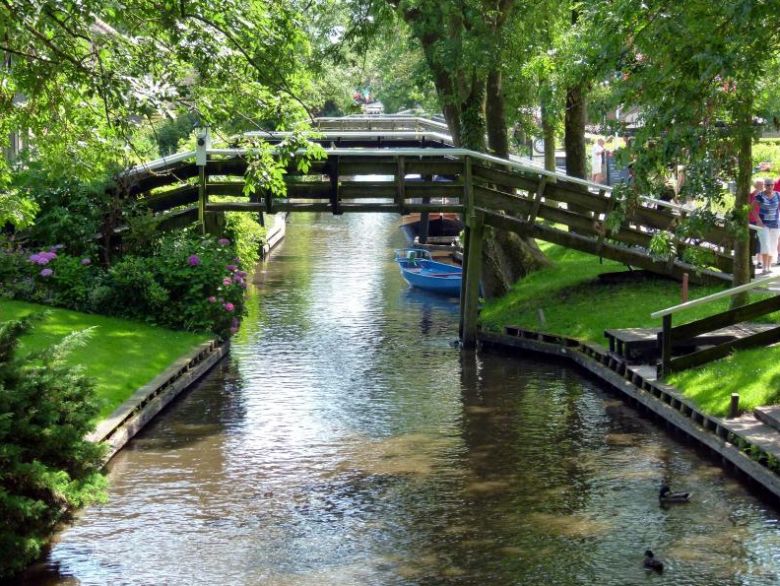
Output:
[481, 70, 550, 297]
[731, 91, 754, 308]
[486, 69, 509, 158]
[541, 102, 556, 173]
[564, 84, 587, 180]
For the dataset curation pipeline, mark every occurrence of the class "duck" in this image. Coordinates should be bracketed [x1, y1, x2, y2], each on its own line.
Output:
[659, 484, 690, 503]
[643, 550, 664, 572]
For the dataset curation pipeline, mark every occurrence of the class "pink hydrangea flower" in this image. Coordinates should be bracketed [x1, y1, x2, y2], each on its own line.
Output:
[188, 254, 201, 266]
[224, 302, 235, 312]
[207, 296, 217, 303]
[222, 277, 232, 286]
[218, 238, 231, 246]
[40, 268, 53, 277]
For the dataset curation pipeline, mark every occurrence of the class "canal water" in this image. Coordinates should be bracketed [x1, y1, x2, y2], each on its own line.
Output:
[24, 213, 780, 585]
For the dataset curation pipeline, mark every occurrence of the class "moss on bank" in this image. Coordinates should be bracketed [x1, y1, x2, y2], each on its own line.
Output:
[481, 243, 780, 416]
[1, 299, 209, 418]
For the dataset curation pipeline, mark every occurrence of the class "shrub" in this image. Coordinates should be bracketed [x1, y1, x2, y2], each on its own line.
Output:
[224, 211, 266, 269]
[96, 231, 246, 338]
[22, 179, 106, 257]
[0, 319, 106, 579]
[0, 231, 247, 339]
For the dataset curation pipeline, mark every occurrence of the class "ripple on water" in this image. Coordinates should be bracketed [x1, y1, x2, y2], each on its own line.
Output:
[22, 212, 780, 586]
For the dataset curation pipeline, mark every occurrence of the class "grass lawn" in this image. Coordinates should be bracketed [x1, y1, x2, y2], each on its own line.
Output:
[481, 242, 780, 416]
[1, 299, 210, 419]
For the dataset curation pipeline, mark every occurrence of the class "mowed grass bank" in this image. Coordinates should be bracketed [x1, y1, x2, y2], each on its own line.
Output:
[481, 243, 780, 416]
[1, 299, 209, 418]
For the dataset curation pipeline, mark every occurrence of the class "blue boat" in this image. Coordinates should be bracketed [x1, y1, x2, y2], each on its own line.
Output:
[394, 249, 462, 296]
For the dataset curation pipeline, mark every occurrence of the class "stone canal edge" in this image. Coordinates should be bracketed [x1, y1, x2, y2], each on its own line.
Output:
[479, 329, 780, 503]
[87, 339, 229, 464]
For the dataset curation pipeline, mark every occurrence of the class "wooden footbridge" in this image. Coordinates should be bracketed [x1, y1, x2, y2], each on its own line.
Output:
[120, 115, 742, 347]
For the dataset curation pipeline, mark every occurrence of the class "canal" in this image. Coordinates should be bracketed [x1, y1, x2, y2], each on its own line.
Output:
[26, 213, 780, 585]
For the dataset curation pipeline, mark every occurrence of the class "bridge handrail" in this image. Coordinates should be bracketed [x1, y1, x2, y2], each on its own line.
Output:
[650, 273, 780, 319]
[242, 129, 455, 143]
[123, 150, 196, 178]
[315, 115, 449, 132]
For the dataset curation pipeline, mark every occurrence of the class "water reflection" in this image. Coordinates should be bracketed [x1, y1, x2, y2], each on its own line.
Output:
[21, 212, 780, 585]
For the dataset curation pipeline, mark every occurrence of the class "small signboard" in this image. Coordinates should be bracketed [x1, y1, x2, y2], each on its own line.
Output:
[606, 152, 630, 186]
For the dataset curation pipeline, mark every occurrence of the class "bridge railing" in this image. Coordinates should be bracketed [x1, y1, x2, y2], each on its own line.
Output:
[651, 274, 780, 376]
[120, 128, 740, 284]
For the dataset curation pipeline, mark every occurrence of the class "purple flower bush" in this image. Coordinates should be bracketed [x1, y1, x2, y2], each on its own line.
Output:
[0, 231, 248, 340]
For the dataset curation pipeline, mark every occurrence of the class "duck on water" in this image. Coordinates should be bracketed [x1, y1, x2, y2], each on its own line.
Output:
[659, 484, 691, 504]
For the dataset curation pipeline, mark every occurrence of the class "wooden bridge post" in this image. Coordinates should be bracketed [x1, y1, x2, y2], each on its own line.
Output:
[658, 313, 673, 378]
[461, 156, 483, 349]
[195, 127, 210, 234]
[395, 156, 406, 214]
[419, 172, 432, 244]
[462, 210, 484, 349]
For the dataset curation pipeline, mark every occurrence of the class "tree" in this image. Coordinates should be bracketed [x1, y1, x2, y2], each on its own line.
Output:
[384, 0, 550, 295]
[0, 318, 106, 579]
[581, 0, 780, 297]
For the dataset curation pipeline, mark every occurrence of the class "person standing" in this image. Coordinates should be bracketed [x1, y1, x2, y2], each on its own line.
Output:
[749, 179, 763, 267]
[591, 138, 606, 183]
[756, 178, 780, 275]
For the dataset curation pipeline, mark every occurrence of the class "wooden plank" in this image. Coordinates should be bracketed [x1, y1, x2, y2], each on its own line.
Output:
[479, 209, 730, 283]
[406, 183, 464, 198]
[156, 207, 198, 231]
[542, 184, 612, 214]
[206, 182, 245, 196]
[405, 160, 462, 176]
[206, 202, 266, 212]
[205, 158, 248, 176]
[340, 182, 396, 198]
[472, 164, 539, 191]
[669, 294, 780, 342]
[527, 177, 548, 222]
[339, 159, 397, 175]
[668, 325, 780, 373]
[143, 185, 198, 211]
[130, 163, 199, 195]
[285, 181, 331, 197]
[473, 185, 533, 216]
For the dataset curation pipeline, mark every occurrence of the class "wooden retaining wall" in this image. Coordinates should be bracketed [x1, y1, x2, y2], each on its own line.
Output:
[479, 329, 780, 503]
[87, 339, 229, 464]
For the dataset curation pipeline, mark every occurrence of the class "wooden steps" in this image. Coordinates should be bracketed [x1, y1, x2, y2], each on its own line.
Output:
[605, 323, 777, 364]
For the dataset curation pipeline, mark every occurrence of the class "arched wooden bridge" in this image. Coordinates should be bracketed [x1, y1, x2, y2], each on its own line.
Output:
[120, 115, 741, 347]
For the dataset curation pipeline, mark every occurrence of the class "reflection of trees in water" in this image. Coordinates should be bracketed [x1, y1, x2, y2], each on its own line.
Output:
[450, 351, 610, 583]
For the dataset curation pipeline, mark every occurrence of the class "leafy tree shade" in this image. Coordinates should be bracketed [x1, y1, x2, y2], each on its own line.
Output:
[581, 0, 780, 296]
[0, 319, 106, 579]
[384, 0, 551, 294]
